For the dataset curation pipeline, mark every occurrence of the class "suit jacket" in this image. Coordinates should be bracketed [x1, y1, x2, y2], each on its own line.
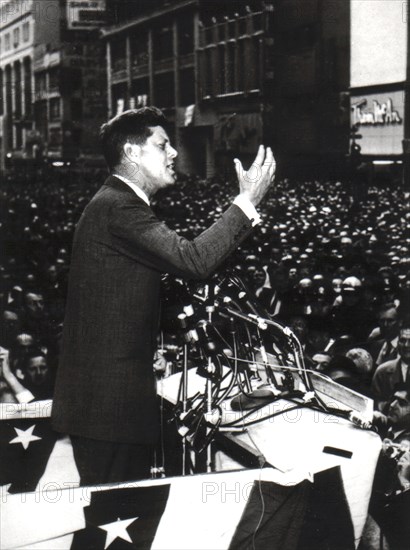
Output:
[51, 176, 253, 444]
[371, 357, 404, 413]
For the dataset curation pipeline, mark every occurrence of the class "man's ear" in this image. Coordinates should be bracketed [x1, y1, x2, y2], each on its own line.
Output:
[123, 142, 140, 162]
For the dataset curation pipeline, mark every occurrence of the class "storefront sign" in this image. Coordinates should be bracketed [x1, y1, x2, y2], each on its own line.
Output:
[350, 90, 405, 155]
[352, 97, 402, 126]
[66, 1, 106, 30]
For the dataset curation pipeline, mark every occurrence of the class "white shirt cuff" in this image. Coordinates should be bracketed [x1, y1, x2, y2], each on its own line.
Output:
[233, 195, 261, 227]
[16, 389, 35, 403]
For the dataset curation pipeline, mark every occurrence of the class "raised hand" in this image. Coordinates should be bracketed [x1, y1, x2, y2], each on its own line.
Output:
[234, 145, 276, 207]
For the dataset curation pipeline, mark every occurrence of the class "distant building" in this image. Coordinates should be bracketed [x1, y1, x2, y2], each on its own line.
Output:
[33, 0, 107, 162]
[0, 0, 61, 170]
[0, 0, 107, 169]
[102, 0, 274, 178]
[273, 0, 351, 179]
[350, 0, 408, 184]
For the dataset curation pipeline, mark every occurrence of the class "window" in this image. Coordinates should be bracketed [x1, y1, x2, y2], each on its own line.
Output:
[14, 62, 21, 116]
[50, 98, 61, 120]
[35, 72, 47, 95]
[71, 98, 83, 121]
[236, 39, 245, 91]
[154, 72, 174, 108]
[228, 20, 236, 39]
[111, 39, 126, 72]
[5, 34, 10, 50]
[49, 67, 59, 92]
[218, 23, 225, 42]
[0, 70, 3, 115]
[225, 42, 235, 93]
[131, 33, 148, 67]
[48, 127, 62, 147]
[217, 44, 225, 94]
[131, 77, 149, 103]
[35, 100, 48, 141]
[153, 26, 173, 61]
[23, 22, 29, 42]
[204, 48, 213, 96]
[179, 68, 195, 105]
[13, 28, 20, 47]
[24, 57, 32, 115]
[178, 18, 194, 55]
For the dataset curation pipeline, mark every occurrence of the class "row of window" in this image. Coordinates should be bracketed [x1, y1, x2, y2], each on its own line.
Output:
[111, 67, 196, 111]
[200, 12, 265, 47]
[1, 22, 30, 52]
[0, 59, 32, 118]
[110, 20, 194, 69]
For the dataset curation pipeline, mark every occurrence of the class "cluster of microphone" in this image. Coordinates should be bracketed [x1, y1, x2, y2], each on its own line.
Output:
[164, 274, 380, 461]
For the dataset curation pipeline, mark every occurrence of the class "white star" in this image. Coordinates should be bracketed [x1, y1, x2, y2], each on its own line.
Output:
[99, 516, 138, 549]
[9, 425, 41, 450]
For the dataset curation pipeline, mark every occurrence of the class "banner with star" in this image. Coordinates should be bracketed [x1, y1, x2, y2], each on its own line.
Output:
[0, 404, 60, 493]
[71, 485, 171, 549]
[2, 468, 310, 549]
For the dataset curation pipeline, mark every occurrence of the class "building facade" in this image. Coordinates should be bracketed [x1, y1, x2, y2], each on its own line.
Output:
[102, 0, 274, 178]
[0, 0, 61, 170]
[0, 0, 107, 169]
[32, 0, 107, 163]
[350, 0, 408, 184]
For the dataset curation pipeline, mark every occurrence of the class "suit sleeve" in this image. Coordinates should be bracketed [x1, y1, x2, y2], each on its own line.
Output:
[371, 368, 389, 413]
[107, 198, 253, 279]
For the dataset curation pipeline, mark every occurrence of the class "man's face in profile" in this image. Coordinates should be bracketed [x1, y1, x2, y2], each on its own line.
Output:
[135, 126, 178, 189]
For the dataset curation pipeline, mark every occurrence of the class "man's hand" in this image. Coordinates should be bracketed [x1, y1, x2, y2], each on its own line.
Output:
[234, 145, 276, 207]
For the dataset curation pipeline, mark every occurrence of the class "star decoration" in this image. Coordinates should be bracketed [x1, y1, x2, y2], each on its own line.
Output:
[99, 516, 138, 549]
[9, 425, 41, 450]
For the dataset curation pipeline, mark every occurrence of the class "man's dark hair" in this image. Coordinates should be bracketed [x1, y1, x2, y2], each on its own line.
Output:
[99, 107, 167, 171]
[22, 348, 47, 371]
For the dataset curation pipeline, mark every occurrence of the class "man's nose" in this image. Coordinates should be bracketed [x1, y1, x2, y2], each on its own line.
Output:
[168, 145, 177, 159]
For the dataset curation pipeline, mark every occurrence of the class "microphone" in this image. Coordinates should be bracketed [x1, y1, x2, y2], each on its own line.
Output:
[166, 277, 195, 316]
[196, 319, 219, 357]
[161, 276, 195, 333]
[177, 313, 198, 344]
[218, 278, 266, 317]
[176, 278, 195, 317]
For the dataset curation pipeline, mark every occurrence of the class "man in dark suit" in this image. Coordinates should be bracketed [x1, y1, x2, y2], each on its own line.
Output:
[366, 303, 400, 367]
[372, 325, 410, 413]
[51, 107, 276, 485]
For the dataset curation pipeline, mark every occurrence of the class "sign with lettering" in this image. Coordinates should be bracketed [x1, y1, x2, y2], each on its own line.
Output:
[350, 91, 405, 155]
[66, 0, 106, 30]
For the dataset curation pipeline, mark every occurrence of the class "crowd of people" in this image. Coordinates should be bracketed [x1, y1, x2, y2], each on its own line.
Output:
[0, 168, 409, 402]
[0, 165, 409, 545]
